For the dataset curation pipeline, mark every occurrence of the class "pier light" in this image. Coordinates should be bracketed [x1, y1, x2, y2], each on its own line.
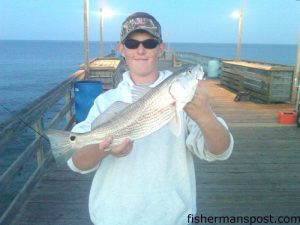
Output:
[231, 10, 244, 61]
[101, 8, 115, 18]
[99, 8, 115, 57]
[231, 10, 242, 19]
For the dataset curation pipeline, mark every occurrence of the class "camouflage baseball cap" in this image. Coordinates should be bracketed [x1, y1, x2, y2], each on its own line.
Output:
[120, 12, 162, 43]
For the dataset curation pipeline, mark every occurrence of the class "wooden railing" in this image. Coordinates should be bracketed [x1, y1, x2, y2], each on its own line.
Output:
[0, 70, 85, 224]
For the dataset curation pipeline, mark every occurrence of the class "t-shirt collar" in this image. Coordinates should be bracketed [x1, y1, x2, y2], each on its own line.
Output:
[122, 71, 165, 88]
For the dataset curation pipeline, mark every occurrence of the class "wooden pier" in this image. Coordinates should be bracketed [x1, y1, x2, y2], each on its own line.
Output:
[9, 78, 300, 224]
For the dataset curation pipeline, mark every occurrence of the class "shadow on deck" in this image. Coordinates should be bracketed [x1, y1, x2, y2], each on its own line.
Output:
[11, 80, 300, 224]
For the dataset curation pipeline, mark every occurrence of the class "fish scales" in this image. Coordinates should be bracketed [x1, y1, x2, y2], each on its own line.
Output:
[86, 83, 174, 143]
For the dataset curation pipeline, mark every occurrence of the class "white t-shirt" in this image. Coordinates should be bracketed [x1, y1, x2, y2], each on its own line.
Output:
[68, 70, 234, 225]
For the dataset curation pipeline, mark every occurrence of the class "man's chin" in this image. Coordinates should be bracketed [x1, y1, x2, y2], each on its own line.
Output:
[131, 67, 155, 77]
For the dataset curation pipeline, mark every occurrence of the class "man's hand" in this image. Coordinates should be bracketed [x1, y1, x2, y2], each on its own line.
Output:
[100, 137, 133, 157]
[184, 80, 212, 123]
[72, 137, 133, 171]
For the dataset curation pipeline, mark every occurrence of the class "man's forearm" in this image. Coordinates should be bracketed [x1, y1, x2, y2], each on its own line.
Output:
[72, 143, 110, 171]
[195, 108, 231, 155]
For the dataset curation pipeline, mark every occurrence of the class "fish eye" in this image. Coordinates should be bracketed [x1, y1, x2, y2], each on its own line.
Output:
[70, 136, 76, 141]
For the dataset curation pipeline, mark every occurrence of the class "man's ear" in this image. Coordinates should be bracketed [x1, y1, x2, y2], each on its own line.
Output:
[158, 43, 165, 57]
[159, 43, 165, 53]
[117, 43, 125, 57]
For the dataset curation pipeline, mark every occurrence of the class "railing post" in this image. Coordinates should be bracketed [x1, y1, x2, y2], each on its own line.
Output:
[64, 91, 72, 122]
[34, 118, 44, 166]
[64, 88, 74, 129]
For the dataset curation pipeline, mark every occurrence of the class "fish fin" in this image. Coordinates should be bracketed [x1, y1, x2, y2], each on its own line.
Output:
[131, 85, 152, 102]
[169, 82, 191, 109]
[45, 129, 75, 165]
[91, 101, 130, 130]
[169, 110, 182, 136]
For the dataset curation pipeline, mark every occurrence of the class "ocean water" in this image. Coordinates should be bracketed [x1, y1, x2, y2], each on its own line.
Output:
[171, 43, 297, 66]
[0, 40, 297, 123]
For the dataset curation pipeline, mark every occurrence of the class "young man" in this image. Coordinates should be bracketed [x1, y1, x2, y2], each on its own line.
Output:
[68, 12, 234, 225]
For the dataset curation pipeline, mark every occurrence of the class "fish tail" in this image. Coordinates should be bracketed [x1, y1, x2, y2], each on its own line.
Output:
[45, 129, 74, 165]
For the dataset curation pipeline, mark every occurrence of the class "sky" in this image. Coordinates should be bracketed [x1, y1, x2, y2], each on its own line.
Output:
[0, 0, 299, 44]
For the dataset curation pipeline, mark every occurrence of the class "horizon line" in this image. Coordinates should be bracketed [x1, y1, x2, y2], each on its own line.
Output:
[0, 39, 297, 46]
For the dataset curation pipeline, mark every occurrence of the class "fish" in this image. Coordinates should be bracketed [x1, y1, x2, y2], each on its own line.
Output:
[46, 64, 204, 164]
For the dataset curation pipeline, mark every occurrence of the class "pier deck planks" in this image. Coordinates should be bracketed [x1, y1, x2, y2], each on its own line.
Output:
[11, 79, 300, 224]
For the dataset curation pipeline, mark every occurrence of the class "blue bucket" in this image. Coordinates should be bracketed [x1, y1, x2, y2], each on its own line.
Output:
[74, 80, 102, 123]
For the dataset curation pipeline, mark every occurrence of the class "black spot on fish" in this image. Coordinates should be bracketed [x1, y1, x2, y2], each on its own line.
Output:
[70, 136, 76, 141]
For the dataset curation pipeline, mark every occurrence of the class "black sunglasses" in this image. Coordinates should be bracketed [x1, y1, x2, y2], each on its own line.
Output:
[123, 39, 160, 49]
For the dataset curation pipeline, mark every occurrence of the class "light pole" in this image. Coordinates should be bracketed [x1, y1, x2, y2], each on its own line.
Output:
[232, 10, 244, 61]
[99, 8, 104, 58]
[99, 8, 114, 58]
[84, 0, 89, 76]
[292, 31, 300, 105]
[167, 32, 170, 52]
